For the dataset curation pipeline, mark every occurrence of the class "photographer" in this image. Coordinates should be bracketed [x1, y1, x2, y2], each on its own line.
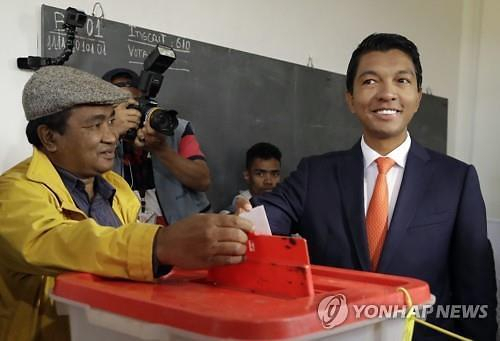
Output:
[0, 66, 251, 340]
[103, 68, 211, 225]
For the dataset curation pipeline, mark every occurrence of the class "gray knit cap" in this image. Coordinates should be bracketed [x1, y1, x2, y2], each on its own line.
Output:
[22, 65, 130, 121]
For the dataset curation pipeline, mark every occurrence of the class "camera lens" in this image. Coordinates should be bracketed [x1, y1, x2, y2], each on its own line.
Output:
[148, 108, 179, 136]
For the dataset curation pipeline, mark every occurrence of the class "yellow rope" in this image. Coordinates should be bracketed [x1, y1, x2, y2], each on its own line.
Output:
[397, 287, 473, 341]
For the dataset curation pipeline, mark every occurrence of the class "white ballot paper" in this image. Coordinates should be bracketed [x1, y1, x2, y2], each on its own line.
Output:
[239, 205, 272, 235]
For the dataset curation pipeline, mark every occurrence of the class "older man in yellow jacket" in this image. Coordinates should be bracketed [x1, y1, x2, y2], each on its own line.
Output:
[0, 66, 252, 340]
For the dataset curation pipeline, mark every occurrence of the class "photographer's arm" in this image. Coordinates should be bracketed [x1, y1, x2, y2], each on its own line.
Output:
[153, 143, 211, 191]
[136, 122, 211, 192]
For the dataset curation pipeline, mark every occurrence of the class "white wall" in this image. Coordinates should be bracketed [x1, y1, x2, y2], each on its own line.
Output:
[473, 0, 500, 218]
[473, 2, 500, 322]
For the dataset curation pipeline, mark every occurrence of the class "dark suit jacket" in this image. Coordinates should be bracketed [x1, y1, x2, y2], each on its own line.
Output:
[253, 140, 497, 340]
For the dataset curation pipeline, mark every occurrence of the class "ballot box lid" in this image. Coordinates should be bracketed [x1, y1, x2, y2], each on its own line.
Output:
[53, 265, 430, 339]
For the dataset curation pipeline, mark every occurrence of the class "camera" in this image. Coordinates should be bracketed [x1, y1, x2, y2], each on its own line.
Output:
[18, 7, 87, 70]
[125, 45, 179, 140]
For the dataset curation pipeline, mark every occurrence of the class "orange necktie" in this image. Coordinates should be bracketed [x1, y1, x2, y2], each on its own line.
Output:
[366, 157, 395, 271]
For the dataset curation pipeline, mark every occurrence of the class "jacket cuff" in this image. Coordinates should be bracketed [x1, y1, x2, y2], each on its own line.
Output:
[127, 224, 160, 281]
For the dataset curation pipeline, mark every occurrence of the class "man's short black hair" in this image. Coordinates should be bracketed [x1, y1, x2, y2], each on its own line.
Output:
[102, 68, 139, 88]
[25, 109, 72, 148]
[246, 142, 282, 169]
[346, 33, 422, 93]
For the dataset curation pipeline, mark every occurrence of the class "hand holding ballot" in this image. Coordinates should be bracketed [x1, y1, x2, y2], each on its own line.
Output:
[238, 205, 272, 236]
[155, 214, 254, 269]
[234, 195, 253, 215]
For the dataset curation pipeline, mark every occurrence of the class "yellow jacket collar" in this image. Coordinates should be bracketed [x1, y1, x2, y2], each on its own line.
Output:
[26, 148, 139, 222]
[27, 147, 76, 209]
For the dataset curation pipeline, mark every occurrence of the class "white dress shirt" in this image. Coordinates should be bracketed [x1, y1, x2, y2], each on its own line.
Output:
[361, 133, 411, 227]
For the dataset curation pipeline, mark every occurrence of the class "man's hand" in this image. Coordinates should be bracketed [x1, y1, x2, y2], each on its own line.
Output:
[234, 196, 253, 215]
[155, 214, 254, 269]
[134, 117, 169, 151]
[112, 100, 141, 137]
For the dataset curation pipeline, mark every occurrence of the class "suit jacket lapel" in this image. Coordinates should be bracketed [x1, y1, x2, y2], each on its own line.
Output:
[338, 141, 371, 271]
[377, 141, 432, 272]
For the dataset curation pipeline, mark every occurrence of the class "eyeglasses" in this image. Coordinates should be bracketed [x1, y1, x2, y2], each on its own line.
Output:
[113, 81, 134, 88]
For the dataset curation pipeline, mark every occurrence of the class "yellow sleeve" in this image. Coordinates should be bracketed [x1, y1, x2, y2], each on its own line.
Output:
[0, 173, 158, 282]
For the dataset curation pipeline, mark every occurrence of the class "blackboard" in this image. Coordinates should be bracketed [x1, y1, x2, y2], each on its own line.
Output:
[41, 5, 448, 211]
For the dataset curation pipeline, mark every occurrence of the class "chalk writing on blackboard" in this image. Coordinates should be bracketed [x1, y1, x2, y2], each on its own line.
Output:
[127, 26, 191, 71]
[46, 9, 107, 56]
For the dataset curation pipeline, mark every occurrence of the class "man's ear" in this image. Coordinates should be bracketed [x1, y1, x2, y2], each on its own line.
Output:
[243, 170, 250, 183]
[37, 125, 58, 152]
[345, 91, 355, 113]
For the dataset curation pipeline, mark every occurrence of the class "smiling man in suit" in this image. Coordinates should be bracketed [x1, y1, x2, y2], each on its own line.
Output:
[237, 33, 497, 340]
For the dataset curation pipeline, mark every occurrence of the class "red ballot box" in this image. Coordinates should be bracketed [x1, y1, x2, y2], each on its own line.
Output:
[52, 234, 431, 340]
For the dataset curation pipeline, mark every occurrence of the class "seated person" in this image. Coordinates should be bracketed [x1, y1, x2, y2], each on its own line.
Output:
[222, 142, 281, 213]
[0, 66, 252, 341]
[102, 68, 211, 225]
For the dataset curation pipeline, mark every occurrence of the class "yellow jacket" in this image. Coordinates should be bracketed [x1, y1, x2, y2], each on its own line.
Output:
[0, 148, 160, 341]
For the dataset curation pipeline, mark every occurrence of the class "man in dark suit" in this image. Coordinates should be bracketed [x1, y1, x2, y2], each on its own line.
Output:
[238, 33, 497, 340]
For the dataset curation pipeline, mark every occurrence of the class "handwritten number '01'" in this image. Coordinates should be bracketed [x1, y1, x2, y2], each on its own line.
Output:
[86, 19, 104, 38]
[54, 11, 103, 39]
